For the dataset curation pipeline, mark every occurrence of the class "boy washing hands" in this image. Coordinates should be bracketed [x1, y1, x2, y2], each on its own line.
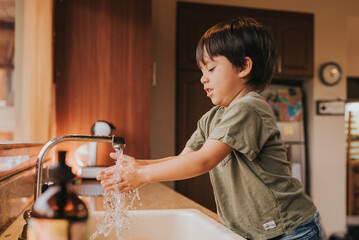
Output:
[98, 17, 322, 240]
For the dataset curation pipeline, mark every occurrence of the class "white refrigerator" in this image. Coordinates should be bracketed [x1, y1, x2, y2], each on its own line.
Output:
[262, 84, 308, 191]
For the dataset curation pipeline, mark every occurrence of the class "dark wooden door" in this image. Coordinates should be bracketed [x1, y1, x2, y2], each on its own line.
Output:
[54, 0, 151, 165]
[176, 3, 243, 213]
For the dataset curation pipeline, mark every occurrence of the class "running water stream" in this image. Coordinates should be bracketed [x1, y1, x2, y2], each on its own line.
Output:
[90, 149, 141, 240]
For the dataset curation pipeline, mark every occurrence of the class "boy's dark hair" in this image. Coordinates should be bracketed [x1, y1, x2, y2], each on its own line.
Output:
[196, 17, 278, 93]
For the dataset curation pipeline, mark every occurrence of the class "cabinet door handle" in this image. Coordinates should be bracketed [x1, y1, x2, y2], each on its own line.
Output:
[278, 56, 282, 73]
[152, 62, 157, 86]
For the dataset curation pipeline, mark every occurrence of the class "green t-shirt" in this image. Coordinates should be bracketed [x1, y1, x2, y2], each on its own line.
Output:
[186, 91, 316, 240]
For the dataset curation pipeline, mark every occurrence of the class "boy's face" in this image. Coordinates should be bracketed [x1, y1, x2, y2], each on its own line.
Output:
[200, 51, 252, 108]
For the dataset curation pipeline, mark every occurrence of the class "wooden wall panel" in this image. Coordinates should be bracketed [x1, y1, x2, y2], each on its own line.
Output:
[54, 0, 151, 165]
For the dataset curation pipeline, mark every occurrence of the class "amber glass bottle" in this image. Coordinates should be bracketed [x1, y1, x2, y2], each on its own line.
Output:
[28, 151, 88, 240]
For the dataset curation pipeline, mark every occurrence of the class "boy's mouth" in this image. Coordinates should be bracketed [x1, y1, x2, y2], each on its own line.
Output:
[204, 88, 213, 96]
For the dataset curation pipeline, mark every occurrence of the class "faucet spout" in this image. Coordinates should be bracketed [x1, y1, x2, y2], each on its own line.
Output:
[34, 134, 124, 201]
[112, 135, 126, 151]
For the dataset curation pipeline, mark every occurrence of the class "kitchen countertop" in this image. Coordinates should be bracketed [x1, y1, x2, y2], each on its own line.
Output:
[81, 182, 219, 221]
[0, 182, 220, 239]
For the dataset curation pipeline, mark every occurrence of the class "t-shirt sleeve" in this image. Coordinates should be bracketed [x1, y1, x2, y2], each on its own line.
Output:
[208, 102, 271, 161]
[185, 115, 207, 151]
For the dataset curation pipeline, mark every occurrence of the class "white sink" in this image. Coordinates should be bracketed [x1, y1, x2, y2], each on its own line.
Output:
[88, 209, 244, 240]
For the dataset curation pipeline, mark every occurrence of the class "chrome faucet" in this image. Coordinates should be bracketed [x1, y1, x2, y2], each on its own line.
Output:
[112, 135, 126, 151]
[34, 134, 125, 201]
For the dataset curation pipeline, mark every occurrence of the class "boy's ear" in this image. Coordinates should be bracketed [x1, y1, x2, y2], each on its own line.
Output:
[238, 57, 253, 79]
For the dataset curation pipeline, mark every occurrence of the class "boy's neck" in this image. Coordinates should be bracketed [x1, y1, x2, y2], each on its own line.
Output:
[225, 87, 253, 109]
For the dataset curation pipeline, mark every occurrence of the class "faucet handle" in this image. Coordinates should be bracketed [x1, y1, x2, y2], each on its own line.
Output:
[112, 135, 126, 150]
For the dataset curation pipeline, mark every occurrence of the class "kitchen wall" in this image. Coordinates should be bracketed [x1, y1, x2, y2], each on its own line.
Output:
[0, 1, 17, 140]
[151, 0, 359, 236]
[16, 0, 54, 142]
[347, 16, 359, 77]
[2, 0, 54, 142]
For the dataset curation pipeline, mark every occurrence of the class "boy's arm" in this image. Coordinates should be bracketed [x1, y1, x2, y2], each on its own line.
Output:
[100, 142, 229, 193]
[128, 147, 194, 165]
[140, 139, 231, 183]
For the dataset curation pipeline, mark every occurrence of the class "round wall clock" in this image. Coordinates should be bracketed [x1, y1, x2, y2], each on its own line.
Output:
[319, 62, 342, 86]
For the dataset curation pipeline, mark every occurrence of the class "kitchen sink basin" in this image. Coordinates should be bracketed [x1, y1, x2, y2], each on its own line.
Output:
[88, 209, 244, 240]
[0, 155, 30, 171]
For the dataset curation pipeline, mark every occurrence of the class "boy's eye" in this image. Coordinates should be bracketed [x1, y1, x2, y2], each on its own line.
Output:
[208, 67, 215, 72]
[201, 66, 216, 77]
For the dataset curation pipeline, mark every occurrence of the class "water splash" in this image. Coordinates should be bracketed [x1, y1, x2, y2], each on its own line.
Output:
[90, 149, 141, 240]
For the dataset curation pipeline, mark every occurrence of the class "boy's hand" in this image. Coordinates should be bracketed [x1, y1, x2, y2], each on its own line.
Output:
[97, 154, 146, 193]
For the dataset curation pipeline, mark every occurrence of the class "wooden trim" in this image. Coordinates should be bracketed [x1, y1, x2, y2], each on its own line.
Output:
[0, 143, 42, 150]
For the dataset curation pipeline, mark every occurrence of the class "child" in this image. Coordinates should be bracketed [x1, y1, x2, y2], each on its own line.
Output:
[98, 17, 322, 240]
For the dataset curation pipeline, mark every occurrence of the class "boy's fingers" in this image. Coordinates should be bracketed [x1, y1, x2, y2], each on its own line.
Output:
[117, 182, 130, 193]
[96, 171, 106, 180]
[104, 167, 116, 175]
[98, 166, 114, 176]
[102, 185, 114, 193]
[97, 174, 111, 181]
[110, 152, 117, 159]
[97, 168, 113, 180]
[101, 176, 123, 187]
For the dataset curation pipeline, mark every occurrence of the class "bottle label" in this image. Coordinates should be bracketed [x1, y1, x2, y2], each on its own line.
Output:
[28, 218, 87, 240]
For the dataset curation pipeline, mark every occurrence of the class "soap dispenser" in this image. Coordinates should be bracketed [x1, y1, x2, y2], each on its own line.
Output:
[28, 151, 89, 240]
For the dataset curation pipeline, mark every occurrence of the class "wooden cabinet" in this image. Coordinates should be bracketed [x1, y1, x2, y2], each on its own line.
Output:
[54, 0, 151, 165]
[0, 22, 14, 70]
[176, 2, 314, 78]
[275, 13, 314, 78]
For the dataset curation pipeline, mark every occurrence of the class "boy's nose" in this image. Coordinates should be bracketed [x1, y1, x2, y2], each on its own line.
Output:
[200, 74, 209, 84]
